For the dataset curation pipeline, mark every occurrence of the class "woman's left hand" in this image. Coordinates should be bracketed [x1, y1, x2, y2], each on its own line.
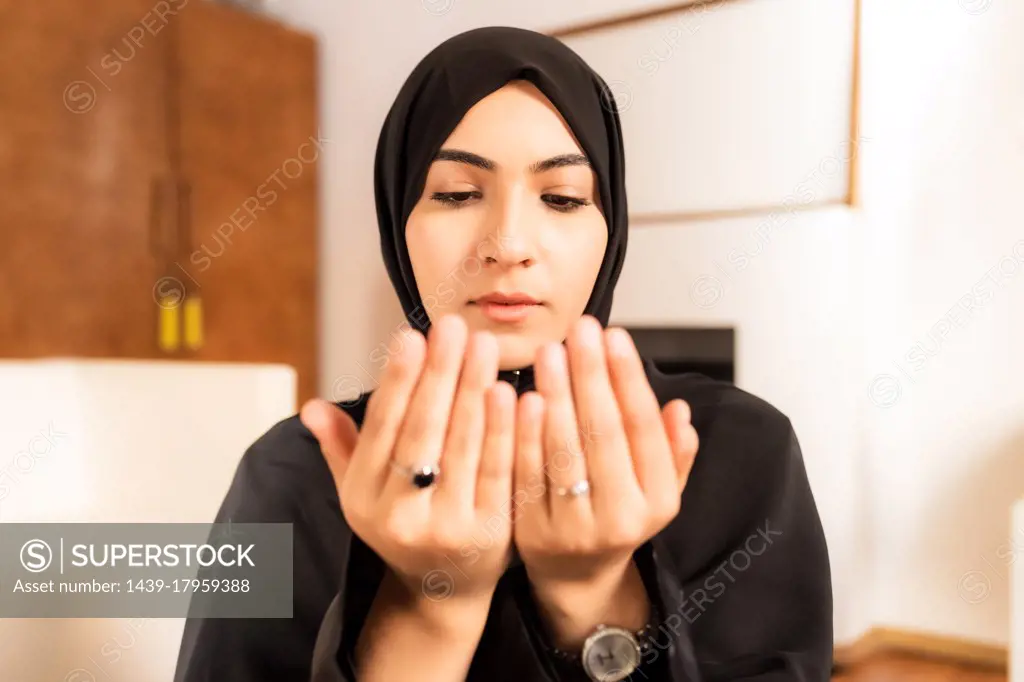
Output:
[513, 316, 699, 639]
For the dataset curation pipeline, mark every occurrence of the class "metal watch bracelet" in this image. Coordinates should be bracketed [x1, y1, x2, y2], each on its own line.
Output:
[546, 605, 660, 667]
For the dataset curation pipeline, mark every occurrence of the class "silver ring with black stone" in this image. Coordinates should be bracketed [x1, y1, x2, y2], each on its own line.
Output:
[390, 461, 441, 489]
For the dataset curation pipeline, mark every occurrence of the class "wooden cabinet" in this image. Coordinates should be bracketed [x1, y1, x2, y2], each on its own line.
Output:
[172, 3, 319, 403]
[0, 0, 319, 403]
[0, 0, 170, 359]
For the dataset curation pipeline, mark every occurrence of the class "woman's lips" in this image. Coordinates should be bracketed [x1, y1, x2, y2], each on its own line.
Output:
[470, 300, 541, 323]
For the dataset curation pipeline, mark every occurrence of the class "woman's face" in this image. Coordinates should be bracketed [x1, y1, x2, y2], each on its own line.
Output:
[405, 80, 608, 370]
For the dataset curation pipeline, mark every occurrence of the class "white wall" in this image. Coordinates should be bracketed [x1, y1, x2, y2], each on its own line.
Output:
[261, 0, 1024, 650]
[560, 0, 856, 215]
[858, 0, 1024, 645]
[616, 209, 868, 644]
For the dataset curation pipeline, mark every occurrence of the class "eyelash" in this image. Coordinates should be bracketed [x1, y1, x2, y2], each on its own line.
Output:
[430, 191, 591, 213]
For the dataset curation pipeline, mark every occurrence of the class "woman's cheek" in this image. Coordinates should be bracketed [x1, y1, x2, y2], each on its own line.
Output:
[421, 292, 442, 318]
[437, 279, 457, 306]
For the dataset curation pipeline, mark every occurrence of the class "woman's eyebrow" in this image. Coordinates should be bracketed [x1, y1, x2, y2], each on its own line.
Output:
[432, 149, 591, 174]
[434, 148, 495, 171]
[529, 153, 590, 173]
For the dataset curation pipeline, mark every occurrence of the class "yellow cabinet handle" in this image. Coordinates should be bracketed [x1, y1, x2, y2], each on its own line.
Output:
[158, 297, 181, 352]
[184, 296, 203, 350]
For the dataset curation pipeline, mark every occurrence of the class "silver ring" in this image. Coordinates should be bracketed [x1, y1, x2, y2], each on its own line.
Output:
[554, 479, 590, 498]
[390, 461, 440, 489]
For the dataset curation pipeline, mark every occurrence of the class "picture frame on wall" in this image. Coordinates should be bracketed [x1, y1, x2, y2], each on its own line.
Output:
[550, 0, 862, 225]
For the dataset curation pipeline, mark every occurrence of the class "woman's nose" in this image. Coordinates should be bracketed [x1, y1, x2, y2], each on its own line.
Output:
[483, 196, 536, 267]
[486, 232, 534, 267]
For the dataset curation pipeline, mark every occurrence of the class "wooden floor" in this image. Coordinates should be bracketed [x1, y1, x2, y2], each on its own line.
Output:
[832, 654, 1007, 681]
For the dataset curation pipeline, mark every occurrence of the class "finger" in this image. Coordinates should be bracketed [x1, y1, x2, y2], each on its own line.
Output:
[300, 398, 359, 487]
[565, 316, 638, 515]
[385, 314, 468, 497]
[476, 381, 517, 519]
[348, 328, 427, 487]
[513, 390, 547, 531]
[663, 399, 699, 491]
[434, 331, 499, 517]
[605, 327, 676, 499]
[535, 342, 591, 528]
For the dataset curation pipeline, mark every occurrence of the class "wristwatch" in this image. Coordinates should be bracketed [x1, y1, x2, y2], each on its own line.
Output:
[580, 624, 645, 681]
[547, 612, 658, 682]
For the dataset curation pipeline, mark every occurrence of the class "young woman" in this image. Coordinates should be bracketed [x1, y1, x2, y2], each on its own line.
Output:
[176, 26, 832, 682]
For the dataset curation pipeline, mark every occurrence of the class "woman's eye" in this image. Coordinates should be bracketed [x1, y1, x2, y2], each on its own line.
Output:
[431, 191, 480, 208]
[542, 194, 591, 213]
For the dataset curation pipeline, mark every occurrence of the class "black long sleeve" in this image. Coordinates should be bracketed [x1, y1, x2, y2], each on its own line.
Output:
[643, 371, 834, 681]
[309, 535, 574, 682]
[176, 372, 831, 682]
[310, 372, 832, 682]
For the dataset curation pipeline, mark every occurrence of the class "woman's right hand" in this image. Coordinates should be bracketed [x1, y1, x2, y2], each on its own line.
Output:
[301, 314, 517, 620]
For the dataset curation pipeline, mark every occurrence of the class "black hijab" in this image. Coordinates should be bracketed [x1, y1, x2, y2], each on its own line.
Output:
[373, 26, 629, 387]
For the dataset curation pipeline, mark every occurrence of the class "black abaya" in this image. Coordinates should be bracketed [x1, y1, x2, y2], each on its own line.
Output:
[174, 26, 832, 682]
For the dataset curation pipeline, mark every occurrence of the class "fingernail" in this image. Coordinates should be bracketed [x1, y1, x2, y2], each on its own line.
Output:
[606, 328, 633, 357]
[577, 317, 602, 348]
[544, 343, 567, 372]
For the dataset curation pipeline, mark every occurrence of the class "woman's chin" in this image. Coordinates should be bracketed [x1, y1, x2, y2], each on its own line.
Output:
[495, 336, 542, 372]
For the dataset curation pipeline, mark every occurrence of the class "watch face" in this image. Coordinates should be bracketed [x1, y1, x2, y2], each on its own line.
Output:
[581, 627, 641, 682]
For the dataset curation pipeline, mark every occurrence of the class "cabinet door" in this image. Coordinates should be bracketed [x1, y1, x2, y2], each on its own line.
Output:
[0, 0, 171, 358]
[172, 3, 319, 402]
